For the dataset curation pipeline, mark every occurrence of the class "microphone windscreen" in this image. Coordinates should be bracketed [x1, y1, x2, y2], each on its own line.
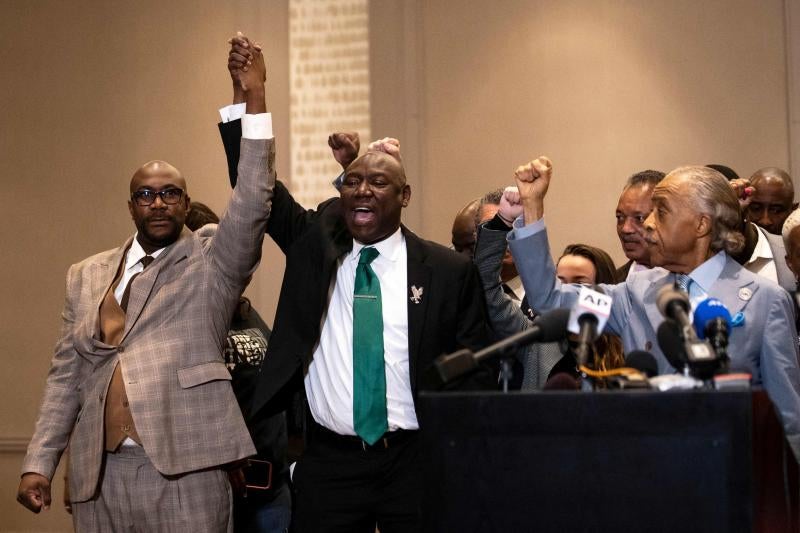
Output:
[656, 285, 690, 318]
[543, 372, 580, 390]
[535, 308, 572, 343]
[657, 319, 686, 370]
[625, 350, 658, 378]
[692, 298, 732, 339]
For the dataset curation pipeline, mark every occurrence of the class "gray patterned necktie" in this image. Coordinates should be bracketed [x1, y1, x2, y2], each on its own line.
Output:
[675, 273, 691, 294]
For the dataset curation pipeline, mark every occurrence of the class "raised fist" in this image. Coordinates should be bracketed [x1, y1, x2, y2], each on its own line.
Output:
[498, 186, 523, 226]
[328, 132, 360, 170]
[367, 137, 401, 163]
[514, 156, 552, 203]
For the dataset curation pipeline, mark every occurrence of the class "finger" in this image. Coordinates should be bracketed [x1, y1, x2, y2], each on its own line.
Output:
[229, 52, 250, 65]
[381, 145, 401, 160]
[329, 134, 345, 150]
[229, 44, 253, 60]
[18, 490, 41, 513]
[41, 485, 51, 510]
[515, 165, 533, 182]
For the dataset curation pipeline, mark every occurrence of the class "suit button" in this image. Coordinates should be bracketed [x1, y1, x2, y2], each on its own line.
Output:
[118, 346, 125, 353]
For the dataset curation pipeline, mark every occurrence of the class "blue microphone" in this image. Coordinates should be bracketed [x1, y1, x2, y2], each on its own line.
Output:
[693, 298, 732, 371]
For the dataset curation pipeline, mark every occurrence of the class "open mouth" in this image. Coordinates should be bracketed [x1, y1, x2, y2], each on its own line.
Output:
[352, 207, 376, 225]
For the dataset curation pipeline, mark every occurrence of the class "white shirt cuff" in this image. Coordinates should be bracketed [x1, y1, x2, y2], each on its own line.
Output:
[242, 113, 273, 140]
[219, 103, 246, 123]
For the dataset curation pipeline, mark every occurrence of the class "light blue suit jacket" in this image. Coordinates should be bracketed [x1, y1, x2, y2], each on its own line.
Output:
[508, 223, 800, 457]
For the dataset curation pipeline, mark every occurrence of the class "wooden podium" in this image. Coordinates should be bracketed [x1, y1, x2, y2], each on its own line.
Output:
[417, 389, 797, 533]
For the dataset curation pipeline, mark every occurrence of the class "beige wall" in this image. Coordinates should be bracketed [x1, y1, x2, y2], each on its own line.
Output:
[400, 0, 790, 265]
[0, 0, 794, 530]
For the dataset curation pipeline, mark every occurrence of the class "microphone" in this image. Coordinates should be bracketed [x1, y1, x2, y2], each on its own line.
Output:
[693, 298, 731, 371]
[656, 319, 687, 371]
[432, 308, 571, 385]
[604, 350, 657, 389]
[625, 350, 658, 378]
[568, 286, 613, 367]
[656, 286, 716, 378]
[656, 285, 693, 335]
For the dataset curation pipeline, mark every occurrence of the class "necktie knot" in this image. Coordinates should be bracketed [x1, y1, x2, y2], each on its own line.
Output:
[358, 247, 379, 265]
[140, 255, 154, 269]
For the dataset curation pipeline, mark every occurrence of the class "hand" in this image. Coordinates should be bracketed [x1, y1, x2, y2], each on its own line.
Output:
[227, 467, 247, 498]
[328, 132, 360, 170]
[367, 137, 401, 163]
[498, 186, 522, 226]
[514, 156, 552, 223]
[17, 473, 51, 513]
[228, 33, 265, 93]
[729, 178, 754, 210]
[227, 32, 258, 103]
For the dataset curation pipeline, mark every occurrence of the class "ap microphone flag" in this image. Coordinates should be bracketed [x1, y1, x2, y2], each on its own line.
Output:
[568, 286, 612, 335]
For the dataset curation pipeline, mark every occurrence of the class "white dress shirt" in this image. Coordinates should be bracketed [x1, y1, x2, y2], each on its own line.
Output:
[744, 224, 778, 284]
[113, 237, 166, 304]
[305, 227, 419, 436]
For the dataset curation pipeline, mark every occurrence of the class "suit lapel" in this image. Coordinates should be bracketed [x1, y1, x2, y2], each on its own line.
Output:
[85, 238, 132, 344]
[404, 228, 431, 391]
[642, 270, 674, 335]
[319, 220, 353, 321]
[122, 229, 191, 341]
[710, 255, 759, 319]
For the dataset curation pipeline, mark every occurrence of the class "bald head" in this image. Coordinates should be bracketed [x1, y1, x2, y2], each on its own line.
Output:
[451, 198, 481, 257]
[130, 160, 187, 193]
[347, 151, 407, 186]
[746, 167, 797, 234]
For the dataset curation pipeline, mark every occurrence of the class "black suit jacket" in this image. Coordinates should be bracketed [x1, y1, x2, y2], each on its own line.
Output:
[219, 120, 492, 421]
[615, 259, 633, 283]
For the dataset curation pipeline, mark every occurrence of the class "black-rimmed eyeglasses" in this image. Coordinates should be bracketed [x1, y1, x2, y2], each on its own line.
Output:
[131, 188, 185, 207]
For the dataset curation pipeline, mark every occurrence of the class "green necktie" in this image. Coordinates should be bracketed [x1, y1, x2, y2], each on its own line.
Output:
[352, 247, 387, 445]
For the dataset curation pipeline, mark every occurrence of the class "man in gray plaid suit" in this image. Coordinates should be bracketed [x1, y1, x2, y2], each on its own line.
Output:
[17, 46, 273, 531]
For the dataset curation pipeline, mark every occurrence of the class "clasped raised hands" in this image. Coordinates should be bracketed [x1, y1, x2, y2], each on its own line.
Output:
[228, 32, 266, 93]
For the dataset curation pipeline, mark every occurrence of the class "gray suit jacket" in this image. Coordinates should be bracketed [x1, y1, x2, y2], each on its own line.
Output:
[21, 138, 273, 501]
[509, 223, 800, 457]
[474, 225, 563, 390]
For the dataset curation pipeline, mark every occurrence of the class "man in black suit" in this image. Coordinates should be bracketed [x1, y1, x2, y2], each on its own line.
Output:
[222, 34, 491, 533]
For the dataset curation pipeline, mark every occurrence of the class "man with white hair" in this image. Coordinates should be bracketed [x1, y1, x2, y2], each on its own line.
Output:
[506, 159, 800, 459]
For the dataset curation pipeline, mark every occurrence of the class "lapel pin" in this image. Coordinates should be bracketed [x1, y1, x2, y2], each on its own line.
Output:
[738, 287, 752, 301]
[731, 312, 745, 327]
[410, 285, 424, 304]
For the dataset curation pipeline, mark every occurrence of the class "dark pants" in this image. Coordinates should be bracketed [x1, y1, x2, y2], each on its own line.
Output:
[291, 425, 422, 533]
